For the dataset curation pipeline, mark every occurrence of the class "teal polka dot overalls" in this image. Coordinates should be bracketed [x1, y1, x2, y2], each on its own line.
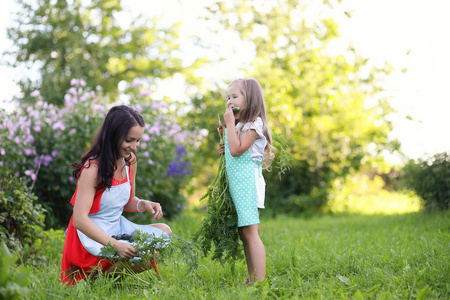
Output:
[225, 128, 260, 227]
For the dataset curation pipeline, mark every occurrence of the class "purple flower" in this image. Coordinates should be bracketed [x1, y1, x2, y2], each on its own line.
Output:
[132, 79, 141, 87]
[148, 125, 160, 136]
[143, 151, 149, 157]
[43, 155, 52, 166]
[69, 129, 77, 135]
[85, 115, 89, 122]
[71, 79, 80, 86]
[69, 87, 78, 95]
[148, 159, 155, 165]
[168, 124, 181, 136]
[134, 104, 143, 112]
[93, 104, 105, 112]
[140, 90, 151, 97]
[52, 150, 58, 157]
[33, 125, 41, 132]
[24, 148, 33, 156]
[0, 148, 5, 155]
[52, 120, 66, 131]
[30, 90, 40, 97]
[166, 145, 191, 177]
[69, 176, 74, 181]
[142, 134, 150, 141]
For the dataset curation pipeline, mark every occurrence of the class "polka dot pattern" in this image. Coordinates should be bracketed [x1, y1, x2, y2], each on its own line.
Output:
[225, 129, 260, 227]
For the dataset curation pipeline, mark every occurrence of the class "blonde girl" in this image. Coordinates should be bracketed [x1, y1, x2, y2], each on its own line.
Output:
[219, 78, 273, 284]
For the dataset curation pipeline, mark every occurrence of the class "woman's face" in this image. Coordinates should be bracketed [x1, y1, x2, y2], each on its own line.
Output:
[119, 125, 144, 159]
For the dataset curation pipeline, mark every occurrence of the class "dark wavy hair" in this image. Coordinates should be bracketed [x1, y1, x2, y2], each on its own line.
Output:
[72, 105, 145, 190]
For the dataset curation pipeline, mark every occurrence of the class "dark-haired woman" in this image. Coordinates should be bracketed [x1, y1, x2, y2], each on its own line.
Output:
[61, 105, 171, 285]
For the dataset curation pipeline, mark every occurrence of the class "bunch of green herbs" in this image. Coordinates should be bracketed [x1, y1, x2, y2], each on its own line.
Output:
[193, 116, 242, 267]
[99, 230, 200, 274]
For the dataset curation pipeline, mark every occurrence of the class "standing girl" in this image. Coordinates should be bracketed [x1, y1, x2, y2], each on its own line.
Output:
[61, 105, 172, 285]
[219, 78, 273, 284]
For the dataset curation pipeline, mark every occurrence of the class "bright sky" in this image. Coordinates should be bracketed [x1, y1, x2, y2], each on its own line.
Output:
[1, 0, 449, 161]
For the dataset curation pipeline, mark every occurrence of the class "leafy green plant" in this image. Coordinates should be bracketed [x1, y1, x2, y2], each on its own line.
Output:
[401, 152, 450, 211]
[0, 168, 46, 262]
[0, 242, 31, 300]
[193, 151, 242, 266]
[99, 230, 200, 276]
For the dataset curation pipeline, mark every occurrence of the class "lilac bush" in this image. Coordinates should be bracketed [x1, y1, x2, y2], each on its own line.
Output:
[0, 79, 202, 226]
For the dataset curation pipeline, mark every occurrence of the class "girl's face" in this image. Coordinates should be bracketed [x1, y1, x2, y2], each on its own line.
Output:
[227, 82, 245, 117]
[119, 125, 144, 159]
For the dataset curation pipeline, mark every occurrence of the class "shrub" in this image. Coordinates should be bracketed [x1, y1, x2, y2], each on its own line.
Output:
[264, 159, 328, 216]
[400, 152, 450, 211]
[0, 242, 31, 300]
[0, 168, 46, 262]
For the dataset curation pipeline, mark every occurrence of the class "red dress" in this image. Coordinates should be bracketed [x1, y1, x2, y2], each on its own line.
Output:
[60, 162, 131, 285]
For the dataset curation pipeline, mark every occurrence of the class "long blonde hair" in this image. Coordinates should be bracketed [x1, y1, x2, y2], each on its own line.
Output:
[229, 78, 274, 168]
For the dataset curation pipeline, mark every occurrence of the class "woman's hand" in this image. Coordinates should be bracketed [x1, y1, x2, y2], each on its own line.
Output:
[114, 240, 138, 259]
[141, 200, 164, 221]
[218, 142, 225, 155]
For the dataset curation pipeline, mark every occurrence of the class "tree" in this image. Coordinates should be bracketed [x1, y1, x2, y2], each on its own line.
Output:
[186, 0, 399, 214]
[6, 0, 186, 105]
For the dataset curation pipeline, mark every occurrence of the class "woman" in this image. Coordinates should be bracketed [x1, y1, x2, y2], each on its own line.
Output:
[61, 105, 171, 285]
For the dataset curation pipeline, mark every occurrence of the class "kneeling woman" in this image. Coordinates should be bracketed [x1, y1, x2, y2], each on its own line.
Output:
[61, 105, 171, 285]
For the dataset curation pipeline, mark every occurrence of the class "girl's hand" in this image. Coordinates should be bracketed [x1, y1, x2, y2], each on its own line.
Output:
[114, 240, 138, 259]
[223, 107, 235, 127]
[142, 200, 164, 221]
[218, 142, 225, 155]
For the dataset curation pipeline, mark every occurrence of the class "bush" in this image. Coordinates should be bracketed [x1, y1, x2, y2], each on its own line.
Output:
[0, 242, 31, 300]
[400, 152, 450, 211]
[0, 168, 46, 262]
[264, 159, 328, 216]
[0, 79, 202, 227]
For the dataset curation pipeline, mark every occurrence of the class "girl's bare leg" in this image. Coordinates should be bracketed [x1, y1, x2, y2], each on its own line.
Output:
[238, 224, 266, 283]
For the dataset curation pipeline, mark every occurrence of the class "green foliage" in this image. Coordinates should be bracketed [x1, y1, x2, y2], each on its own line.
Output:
[0, 242, 31, 300]
[99, 230, 200, 273]
[0, 168, 46, 262]
[400, 152, 450, 211]
[326, 174, 423, 214]
[193, 154, 243, 266]
[270, 133, 293, 180]
[24, 209, 450, 299]
[6, 0, 188, 105]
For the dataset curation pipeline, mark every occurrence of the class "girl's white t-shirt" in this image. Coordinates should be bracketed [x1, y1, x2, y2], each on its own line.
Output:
[236, 117, 267, 164]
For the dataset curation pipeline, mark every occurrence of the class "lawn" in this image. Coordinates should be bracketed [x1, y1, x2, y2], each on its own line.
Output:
[23, 207, 449, 299]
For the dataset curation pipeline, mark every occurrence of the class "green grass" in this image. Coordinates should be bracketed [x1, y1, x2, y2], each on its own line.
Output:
[25, 209, 449, 299]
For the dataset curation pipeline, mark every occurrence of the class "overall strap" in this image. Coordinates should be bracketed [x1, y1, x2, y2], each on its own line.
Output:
[123, 158, 130, 182]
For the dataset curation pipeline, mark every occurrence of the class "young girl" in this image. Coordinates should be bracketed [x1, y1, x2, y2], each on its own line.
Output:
[61, 105, 172, 285]
[219, 78, 273, 284]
